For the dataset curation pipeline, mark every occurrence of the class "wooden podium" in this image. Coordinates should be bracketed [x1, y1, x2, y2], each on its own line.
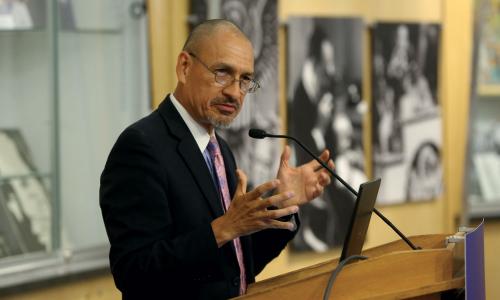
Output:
[236, 234, 465, 299]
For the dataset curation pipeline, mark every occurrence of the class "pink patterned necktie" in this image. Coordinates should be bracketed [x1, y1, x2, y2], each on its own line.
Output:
[207, 136, 247, 295]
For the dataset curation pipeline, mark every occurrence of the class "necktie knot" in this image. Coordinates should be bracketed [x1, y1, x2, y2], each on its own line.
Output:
[207, 136, 221, 157]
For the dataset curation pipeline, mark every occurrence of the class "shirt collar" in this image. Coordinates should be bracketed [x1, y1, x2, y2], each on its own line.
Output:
[169, 94, 213, 153]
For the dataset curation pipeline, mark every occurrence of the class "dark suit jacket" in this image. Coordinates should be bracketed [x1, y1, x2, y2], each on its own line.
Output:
[100, 96, 297, 299]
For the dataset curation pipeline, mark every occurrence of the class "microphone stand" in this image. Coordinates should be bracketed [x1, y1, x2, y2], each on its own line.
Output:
[258, 131, 420, 251]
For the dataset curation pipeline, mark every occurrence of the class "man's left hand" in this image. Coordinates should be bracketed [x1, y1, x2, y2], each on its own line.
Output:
[276, 145, 334, 208]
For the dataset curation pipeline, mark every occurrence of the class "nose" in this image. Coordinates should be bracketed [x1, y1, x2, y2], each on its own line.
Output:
[222, 80, 242, 101]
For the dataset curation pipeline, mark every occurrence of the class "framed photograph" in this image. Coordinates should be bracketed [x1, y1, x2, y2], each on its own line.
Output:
[288, 17, 365, 251]
[371, 22, 443, 204]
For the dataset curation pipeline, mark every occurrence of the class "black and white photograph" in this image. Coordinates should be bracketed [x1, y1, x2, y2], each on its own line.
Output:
[371, 22, 443, 204]
[0, 129, 51, 258]
[288, 17, 366, 252]
[190, 0, 280, 190]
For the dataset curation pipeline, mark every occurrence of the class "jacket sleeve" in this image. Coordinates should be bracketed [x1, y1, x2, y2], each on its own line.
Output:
[249, 215, 300, 275]
[99, 127, 223, 293]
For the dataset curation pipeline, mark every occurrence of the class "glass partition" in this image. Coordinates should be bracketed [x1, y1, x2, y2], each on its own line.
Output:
[0, 0, 54, 259]
[57, 0, 150, 252]
[0, 0, 150, 288]
[466, 0, 500, 218]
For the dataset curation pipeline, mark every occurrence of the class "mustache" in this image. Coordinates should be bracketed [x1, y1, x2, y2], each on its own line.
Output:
[210, 97, 241, 110]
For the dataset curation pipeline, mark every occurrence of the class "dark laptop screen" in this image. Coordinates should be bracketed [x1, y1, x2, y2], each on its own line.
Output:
[340, 178, 381, 261]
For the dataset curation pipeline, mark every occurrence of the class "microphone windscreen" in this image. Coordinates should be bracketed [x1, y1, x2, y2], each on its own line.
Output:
[248, 128, 267, 139]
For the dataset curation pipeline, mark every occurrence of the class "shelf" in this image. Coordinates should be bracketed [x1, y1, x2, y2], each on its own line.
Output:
[0, 245, 109, 289]
[0, 28, 45, 32]
[478, 84, 500, 97]
[468, 200, 500, 219]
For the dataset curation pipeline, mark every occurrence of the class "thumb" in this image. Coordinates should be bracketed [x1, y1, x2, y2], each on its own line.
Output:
[235, 169, 248, 196]
[280, 145, 291, 167]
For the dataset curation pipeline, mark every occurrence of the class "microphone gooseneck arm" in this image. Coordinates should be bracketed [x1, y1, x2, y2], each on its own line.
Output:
[250, 129, 420, 251]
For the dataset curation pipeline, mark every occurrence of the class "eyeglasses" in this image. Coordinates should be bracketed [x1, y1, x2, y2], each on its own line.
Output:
[188, 52, 260, 94]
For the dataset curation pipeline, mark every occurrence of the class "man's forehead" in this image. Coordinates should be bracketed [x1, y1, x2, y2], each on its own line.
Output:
[202, 34, 254, 72]
[205, 30, 252, 53]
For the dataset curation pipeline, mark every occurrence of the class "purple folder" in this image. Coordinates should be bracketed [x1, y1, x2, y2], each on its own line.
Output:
[465, 220, 485, 300]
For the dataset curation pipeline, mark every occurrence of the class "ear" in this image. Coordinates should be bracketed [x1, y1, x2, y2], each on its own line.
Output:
[176, 51, 192, 84]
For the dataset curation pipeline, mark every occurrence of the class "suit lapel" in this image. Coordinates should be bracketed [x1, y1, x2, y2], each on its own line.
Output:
[158, 96, 224, 218]
[159, 96, 251, 274]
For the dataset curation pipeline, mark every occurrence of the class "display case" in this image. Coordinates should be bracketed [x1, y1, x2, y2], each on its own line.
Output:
[465, 0, 500, 218]
[0, 0, 55, 260]
[0, 0, 150, 288]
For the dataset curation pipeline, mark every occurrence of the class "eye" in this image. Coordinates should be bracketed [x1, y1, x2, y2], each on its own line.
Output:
[241, 75, 253, 83]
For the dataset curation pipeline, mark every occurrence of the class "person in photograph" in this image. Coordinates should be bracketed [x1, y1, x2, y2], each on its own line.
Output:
[290, 27, 336, 167]
[372, 39, 403, 160]
[387, 25, 414, 85]
[406, 141, 442, 200]
[331, 87, 367, 191]
[418, 24, 439, 101]
[399, 24, 439, 122]
[385, 25, 414, 151]
[100, 19, 334, 299]
[375, 80, 398, 156]
[399, 61, 435, 121]
[289, 26, 338, 252]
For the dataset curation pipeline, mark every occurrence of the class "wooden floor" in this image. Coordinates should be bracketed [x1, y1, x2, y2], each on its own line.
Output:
[1, 274, 120, 300]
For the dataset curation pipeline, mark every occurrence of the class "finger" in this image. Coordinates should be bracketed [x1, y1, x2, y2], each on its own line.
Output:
[246, 179, 280, 200]
[314, 158, 335, 173]
[262, 205, 299, 220]
[280, 145, 291, 167]
[318, 171, 331, 186]
[308, 149, 330, 170]
[262, 219, 296, 231]
[327, 159, 335, 171]
[235, 169, 248, 196]
[311, 183, 324, 199]
[255, 191, 295, 210]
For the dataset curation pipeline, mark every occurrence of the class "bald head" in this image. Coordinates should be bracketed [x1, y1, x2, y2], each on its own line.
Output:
[183, 19, 250, 54]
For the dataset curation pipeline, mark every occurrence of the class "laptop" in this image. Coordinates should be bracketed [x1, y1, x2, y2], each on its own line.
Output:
[340, 178, 381, 261]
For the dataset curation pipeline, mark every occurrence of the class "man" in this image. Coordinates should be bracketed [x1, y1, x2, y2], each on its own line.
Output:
[100, 19, 333, 299]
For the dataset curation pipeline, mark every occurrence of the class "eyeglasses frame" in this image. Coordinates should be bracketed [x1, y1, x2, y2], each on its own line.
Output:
[188, 52, 260, 94]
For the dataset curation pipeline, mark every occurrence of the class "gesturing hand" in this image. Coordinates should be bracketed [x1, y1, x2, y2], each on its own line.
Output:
[276, 145, 334, 208]
[211, 169, 298, 248]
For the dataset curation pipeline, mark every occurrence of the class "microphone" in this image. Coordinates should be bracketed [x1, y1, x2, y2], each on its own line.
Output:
[249, 128, 420, 250]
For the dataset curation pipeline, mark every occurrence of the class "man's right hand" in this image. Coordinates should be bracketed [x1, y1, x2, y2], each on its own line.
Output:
[211, 169, 298, 248]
